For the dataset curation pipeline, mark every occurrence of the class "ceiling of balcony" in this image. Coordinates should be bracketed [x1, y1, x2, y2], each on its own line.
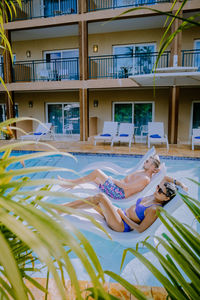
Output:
[11, 14, 167, 41]
[11, 10, 200, 42]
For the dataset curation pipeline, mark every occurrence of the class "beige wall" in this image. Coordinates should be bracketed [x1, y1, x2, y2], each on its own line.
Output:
[88, 28, 167, 56]
[182, 27, 200, 50]
[12, 28, 167, 61]
[13, 36, 79, 61]
[89, 88, 170, 134]
[15, 91, 79, 130]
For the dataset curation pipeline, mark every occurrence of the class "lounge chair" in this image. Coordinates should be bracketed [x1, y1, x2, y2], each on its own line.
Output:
[192, 128, 200, 150]
[94, 121, 118, 146]
[59, 187, 185, 247]
[80, 147, 156, 176]
[147, 122, 169, 150]
[111, 123, 134, 148]
[20, 123, 55, 142]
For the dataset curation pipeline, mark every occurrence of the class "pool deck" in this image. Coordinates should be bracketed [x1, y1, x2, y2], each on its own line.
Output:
[1, 138, 200, 158]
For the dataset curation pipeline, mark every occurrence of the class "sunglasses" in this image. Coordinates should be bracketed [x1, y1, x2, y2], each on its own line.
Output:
[157, 185, 168, 197]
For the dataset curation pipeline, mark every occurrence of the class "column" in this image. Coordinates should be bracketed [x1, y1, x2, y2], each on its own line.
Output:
[3, 30, 15, 120]
[168, 11, 182, 144]
[79, 89, 89, 141]
[79, 20, 89, 141]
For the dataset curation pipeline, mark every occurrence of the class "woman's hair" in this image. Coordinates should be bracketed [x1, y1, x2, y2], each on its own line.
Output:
[164, 182, 177, 201]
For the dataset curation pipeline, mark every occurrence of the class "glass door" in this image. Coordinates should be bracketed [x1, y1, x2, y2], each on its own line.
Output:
[192, 102, 200, 129]
[194, 40, 200, 71]
[113, 46, 133, 78]
[134, 103, 153, 135]
[44, 0, 59, 17]
[64, 103, 80, 134]
[113, 103, 133, 123]
[113, 102, 153, 135]
[45, 52, 61, 80]
[47, 103, 80, 134]
[134, 44, 155, 75]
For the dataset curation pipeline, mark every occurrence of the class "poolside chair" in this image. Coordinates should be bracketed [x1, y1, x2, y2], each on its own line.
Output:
[147, 122, 169, 150]
[20, 123, 55, 142]
[94, 121, 118, 146]
[111, 123, 134, 148]
[58, 186, 185, 247]
[192, 128, 200, 150]
[79, 146, 156, 175]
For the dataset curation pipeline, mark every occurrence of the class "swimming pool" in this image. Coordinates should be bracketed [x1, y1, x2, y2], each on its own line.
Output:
[8, 151, 200, 286]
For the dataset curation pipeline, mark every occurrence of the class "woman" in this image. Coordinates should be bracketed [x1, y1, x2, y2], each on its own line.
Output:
[60, 176, 188, 233]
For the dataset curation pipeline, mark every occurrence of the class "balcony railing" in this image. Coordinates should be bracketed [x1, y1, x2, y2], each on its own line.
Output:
[12, 58, 79, 82]
[88, 0, 171, 12]
[11, 0, 77, 21]
[182, 49, 200, 71]
[89, 51, 170, 79]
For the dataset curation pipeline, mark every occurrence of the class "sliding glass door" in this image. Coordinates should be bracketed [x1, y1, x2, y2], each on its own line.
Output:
[192, 102, 200, 129]
[47, 102, 80, 134]
[113, 102, 153, 135]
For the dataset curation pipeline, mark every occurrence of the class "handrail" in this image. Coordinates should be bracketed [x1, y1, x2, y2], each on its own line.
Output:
[181, 49, 200, 69]
[88, 0, 171, 12]
[88, 51, 170, 79]
[12, 57, 79, 82]
[10, 0, 77, 21]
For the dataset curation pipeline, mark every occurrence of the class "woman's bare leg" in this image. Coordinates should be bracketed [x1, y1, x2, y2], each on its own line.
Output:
[62, 193, 124, 232]
[58, 169, 109, 188]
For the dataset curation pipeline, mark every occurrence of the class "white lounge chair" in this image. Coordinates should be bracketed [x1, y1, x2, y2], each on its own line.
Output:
[59, 187, 185, 247]
[79, 146, 156, 176]
[147, 122, 169, 150]
[192, 128, 200, 150]
[111, 123, 134, 148]
[20, 123, 55, 142]
[94, 121, 118, 146]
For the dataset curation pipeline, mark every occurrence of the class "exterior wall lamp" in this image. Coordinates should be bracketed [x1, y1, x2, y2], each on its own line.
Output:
[93, 45, 98, 53]
[93, 100, 98, 107]
[26, 50, 31, 58]
[28, 101, 33, 108]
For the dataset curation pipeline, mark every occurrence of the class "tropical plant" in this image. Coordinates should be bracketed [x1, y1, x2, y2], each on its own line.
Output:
[0, 117, 120, 300]
[106, 186, 200, 300]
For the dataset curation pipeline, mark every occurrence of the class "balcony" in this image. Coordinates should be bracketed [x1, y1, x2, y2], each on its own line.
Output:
[11, 0, 77, 21]
[12, 58, 79, 82]
[182, 49, 200, 71]
[89, 51, 170, 79]
[88, 0, 171, 12]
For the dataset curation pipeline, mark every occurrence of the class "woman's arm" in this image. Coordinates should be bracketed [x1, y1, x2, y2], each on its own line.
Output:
[117, 208, 158, 233]
[161, 176, 188, 191]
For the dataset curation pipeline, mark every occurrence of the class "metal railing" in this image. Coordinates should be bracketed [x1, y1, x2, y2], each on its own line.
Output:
[88, 0, 171, 12]
[89, 51, 170, 79]
[11, 0, 77, 21]
[12, 58, 79, 82]
[182, 49, 200, 71]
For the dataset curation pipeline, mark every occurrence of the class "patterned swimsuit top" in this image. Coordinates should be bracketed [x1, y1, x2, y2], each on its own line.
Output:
[135, 198, 162, 222]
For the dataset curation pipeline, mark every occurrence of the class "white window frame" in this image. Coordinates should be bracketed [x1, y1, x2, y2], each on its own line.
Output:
[190, 100, 200, 136]
[112, 101, 155, 131]
[194, 39, 200, 49]
[113, 43, 156, 75]
[43, 49, 79, 60]
[45, 102, 80, 134]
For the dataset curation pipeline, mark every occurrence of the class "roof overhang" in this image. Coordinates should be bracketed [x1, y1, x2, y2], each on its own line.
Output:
[130, 68, 200, 87]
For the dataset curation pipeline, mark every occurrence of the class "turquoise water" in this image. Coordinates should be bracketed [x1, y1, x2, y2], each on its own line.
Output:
[7, 152, 200, 285]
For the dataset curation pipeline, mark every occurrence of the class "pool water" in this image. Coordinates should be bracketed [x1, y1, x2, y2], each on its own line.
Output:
[7, 152, 200, 285]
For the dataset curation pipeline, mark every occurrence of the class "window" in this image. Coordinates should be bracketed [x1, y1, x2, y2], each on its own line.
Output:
[113, 43, 155, 77]
[113, 102, 153, 135]
[46, 102, 80, 135]
[192, 102, 200, 129]
[44, 0, 76, 17]
[194, 40, 200, 70]
[44, 49, 79, 80]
